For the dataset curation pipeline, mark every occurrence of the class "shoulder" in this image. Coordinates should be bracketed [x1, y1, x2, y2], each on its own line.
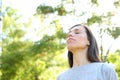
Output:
[101, 62, 115, 73]
[57, 68, 73, 80]
[101, 62, 118, 80]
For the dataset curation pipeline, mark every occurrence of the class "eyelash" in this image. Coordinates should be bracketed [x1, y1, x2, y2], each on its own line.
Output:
[75, 32, 80, 34]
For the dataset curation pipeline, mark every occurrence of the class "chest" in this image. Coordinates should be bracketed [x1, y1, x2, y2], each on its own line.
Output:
[61, 67, 103, 80]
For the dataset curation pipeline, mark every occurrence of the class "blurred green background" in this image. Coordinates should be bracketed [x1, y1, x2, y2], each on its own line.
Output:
[0, 0, 120, 80]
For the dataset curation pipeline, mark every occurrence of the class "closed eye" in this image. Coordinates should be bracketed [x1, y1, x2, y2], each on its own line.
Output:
[75, 32, 80, 34]
[74, 29, 81, 34]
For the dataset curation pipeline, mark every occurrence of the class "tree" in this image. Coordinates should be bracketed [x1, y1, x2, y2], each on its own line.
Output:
[1, 5, 67, 80]
[1, 6, 33, 80]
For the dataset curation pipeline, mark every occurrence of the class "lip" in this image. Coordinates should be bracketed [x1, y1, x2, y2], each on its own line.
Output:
[67, 37, 75, 41]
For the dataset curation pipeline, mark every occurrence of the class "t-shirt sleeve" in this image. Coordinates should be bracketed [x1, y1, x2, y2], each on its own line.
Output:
[101, 63, 118, 80]
[57, 74, 63, 80]
[57, 76, 60, 80]
[56, 70, 69, 80]
[56, 72, 64, 80]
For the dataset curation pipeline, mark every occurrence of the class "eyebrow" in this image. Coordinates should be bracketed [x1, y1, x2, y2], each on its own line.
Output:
[68, 28, 80, 33]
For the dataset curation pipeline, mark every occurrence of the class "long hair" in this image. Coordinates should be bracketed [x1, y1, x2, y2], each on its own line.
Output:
[68, 24, 101, 67]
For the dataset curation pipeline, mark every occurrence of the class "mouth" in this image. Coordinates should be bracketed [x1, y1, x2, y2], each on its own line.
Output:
[67, 37, 75, 42]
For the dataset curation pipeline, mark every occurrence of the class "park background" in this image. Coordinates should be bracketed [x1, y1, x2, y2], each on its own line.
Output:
[1, 0, 120, 80]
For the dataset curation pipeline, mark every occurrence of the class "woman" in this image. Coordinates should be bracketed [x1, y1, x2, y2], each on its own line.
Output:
[57, 24, 118, 80]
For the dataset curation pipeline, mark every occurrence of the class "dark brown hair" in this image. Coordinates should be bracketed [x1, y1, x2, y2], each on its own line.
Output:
[68, 24, 101, 67]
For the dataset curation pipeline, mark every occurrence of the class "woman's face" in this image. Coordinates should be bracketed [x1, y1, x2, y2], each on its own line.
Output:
[67, 26, 90, 51]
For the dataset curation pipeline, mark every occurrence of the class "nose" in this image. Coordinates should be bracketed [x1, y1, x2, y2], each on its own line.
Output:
[67, 32, 73, 38]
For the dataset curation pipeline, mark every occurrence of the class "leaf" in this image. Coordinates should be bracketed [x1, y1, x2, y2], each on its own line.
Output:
[87, 14, 102, 25]
[36, 4, 55, 15]
[106, 27, 120, 39]
[91, 0, 99, 5]
[114, 0, 120, 8]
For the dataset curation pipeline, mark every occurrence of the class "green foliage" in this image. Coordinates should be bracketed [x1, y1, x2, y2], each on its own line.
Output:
[36, 4, 55, 15]
[36, 4, 67, 16]
[91, 0, 98, 5]
[114, 0, 120, 8]
[30, 35, 65, 55]
[2, 15, 12, 30]
[1, 6, 34, 80]
[106, 27, 120, 39]
[107, 51, 120, 80]
[10, 29, 26, 39]
[87, 14, 102, 25]
[1, 6, 67, 80]
[56, 5, 67, 16]
[87, 12, 115, 26]
[1, 51, 24, 80]
[1, 40, 34, 80]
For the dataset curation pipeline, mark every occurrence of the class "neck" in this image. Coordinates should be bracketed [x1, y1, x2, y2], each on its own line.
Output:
[71, 48, 90, 67]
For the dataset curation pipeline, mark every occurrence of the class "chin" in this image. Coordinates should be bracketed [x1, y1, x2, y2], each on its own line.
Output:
[67, 46, 76, 51]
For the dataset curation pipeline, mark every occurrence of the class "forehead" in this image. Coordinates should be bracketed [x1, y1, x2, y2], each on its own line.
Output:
[69, 25, 85, 31]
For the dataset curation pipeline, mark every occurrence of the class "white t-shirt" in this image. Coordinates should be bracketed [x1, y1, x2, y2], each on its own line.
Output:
[57, 62, 118, 80]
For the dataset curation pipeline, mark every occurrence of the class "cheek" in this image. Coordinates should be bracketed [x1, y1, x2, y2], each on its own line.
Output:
[78, 36, 85, 41]
[77, 36, 88, 45]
